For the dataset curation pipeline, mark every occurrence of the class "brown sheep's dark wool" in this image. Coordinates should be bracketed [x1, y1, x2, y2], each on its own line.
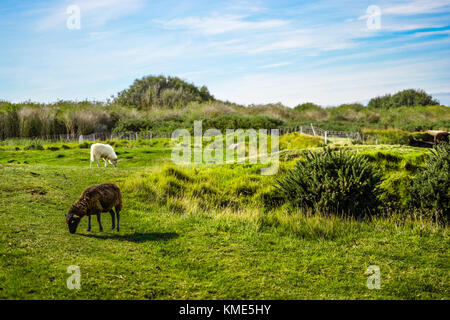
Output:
[65, 183, 122, 234]
[434, 132, 449, 144]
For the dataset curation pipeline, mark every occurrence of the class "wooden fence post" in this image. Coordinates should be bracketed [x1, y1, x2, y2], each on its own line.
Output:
[310, 123, 316, 136]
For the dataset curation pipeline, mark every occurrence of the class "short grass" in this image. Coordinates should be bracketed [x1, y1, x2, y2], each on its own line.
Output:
[0, 140, 448, 299]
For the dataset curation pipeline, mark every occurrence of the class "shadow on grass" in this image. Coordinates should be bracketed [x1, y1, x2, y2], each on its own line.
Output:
[78, 232, 179, 243]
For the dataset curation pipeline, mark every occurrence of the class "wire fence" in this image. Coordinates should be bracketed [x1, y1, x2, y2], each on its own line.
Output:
[2, 124, 372, 144]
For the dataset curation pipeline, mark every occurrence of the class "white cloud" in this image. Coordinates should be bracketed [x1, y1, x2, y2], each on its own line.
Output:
[412, 29, 450, 37]
[210, 56, 450, 107]
[155, 14, 290, 35]
[36, 0, 144, 31]
[258, 62, 292, 69]
[383, 0, 450, 15]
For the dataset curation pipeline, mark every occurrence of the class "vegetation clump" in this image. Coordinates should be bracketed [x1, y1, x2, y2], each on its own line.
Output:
[409, 143, 450, 221]
[279, 132, 324, 150]
[368, 89, 439, 109]
[114, 75, 214, 109]
[277, 148, 382, 217]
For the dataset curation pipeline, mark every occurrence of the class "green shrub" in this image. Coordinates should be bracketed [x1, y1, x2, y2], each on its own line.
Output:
[411, 132, 434, 142]
[115, 75, 214, 109]
[78, 142, 92, 149]
[409, 143, 449, 220]
[256, 187, 285, 210]
[24, 141, 44, 150]
[368, 89, 439, 108]
[277, 148, 382, 217]
[46, 146, 60, 151]
[378, 171, 412, 211]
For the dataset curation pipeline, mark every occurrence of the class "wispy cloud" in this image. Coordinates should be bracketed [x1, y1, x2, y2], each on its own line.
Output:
[2, 0, 450, 105]
[155, 14, 290, 35]
[36, 0, 144, 31]
[257, 62, 292, 69]
[383, 0, 450, 15]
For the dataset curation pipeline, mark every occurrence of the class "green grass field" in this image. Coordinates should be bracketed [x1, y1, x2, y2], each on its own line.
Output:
[0, 139, 448, 299]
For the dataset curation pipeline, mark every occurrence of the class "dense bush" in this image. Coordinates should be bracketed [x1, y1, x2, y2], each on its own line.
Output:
[112, 118, 183, 135]
[368, 89, 439, 109]
[409, 143, 450, 220]
[200, 114, 284, 132]
[277, 148, 382, 217]
[294, 102, 322, 112]
[114, 75, 214, 109]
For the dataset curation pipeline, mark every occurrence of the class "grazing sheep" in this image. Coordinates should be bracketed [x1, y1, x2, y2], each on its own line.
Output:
[65, 183, 122, 234]
[90, 143, 118, 168]
[434, 132, 449, 144]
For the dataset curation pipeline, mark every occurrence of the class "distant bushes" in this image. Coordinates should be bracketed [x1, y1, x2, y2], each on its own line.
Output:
[1, 87, 448, 140]
[409, 143, 449, 220]
[368, 89, 439, 109]
[112, 118, 183, 135]
[114, 75, 214, 109]
[0, 101, 130, 139]
[200, 114, 284, 132]
[112, 113, 284, 134]
[277, 148, 382, 217]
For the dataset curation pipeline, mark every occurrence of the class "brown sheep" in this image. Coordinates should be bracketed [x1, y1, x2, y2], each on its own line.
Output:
[434, 132, 449, 144]
[65, 183, 122, 234]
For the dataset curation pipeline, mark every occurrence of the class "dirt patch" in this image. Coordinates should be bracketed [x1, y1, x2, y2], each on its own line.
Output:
[26, 188, 47, 195]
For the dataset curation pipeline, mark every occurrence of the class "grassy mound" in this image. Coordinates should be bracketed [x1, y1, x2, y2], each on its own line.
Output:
[279, 132, 324, 150]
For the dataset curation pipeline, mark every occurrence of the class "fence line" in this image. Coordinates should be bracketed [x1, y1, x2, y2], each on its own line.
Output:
[278, 124, 364, 143]
[3, 124, 369, 144]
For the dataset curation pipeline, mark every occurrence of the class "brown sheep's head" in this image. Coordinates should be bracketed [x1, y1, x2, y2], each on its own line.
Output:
[111, 159, 117, 167]
[65, 209, 81, 234]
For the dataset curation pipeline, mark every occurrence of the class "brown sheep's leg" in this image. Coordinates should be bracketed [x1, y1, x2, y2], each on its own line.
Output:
[109, 210, 116, 230]
[87, 215, 91, 232]
[96, 214, 103, 232]
[115, 207, 120, 232]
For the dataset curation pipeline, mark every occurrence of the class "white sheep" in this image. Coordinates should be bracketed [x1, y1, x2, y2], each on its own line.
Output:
[90, 143, 118, 168]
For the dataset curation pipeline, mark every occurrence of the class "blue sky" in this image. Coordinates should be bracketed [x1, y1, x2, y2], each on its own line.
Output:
[0, 0, 449, 106]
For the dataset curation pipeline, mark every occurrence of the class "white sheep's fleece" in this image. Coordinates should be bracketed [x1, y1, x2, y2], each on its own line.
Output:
[90, 143, 118, 168]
